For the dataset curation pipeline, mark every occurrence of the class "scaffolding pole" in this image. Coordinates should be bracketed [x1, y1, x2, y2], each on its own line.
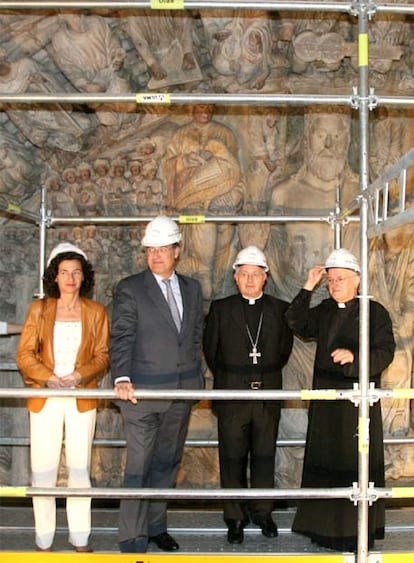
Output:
[0, 0, 413, 15]
[355, 3, 371, 561]
[0, 1, 356, 13]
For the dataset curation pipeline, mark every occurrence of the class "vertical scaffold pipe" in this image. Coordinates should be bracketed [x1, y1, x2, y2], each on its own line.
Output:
[356, 2, 371, 562]
[36, 183, 47, 300]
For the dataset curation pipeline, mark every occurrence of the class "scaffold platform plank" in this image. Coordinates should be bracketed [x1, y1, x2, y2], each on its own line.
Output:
[2, 503, 414, 561]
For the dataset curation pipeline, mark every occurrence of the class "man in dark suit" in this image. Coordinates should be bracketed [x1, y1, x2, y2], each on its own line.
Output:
[203, 245, 293, 544]
[110, 215, 204, 553]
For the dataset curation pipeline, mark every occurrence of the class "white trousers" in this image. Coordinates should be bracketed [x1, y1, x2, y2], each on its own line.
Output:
[30, 397, 96, 549]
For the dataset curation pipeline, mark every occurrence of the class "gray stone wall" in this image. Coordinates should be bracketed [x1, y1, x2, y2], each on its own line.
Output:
[0, 7, 413, 488]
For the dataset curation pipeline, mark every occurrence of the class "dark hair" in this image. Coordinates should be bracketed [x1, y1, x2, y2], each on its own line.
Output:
[43, 251, 95, 298]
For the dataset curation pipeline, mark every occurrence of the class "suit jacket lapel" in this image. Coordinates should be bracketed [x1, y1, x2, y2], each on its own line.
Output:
[177, 274, 190, 334]
[144, 270, 177, 331]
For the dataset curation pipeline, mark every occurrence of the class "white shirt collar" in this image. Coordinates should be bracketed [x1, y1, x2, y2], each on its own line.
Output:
[241, 292, 263, 305]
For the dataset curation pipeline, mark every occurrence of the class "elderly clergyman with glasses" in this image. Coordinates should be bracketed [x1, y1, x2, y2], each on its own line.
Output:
[286, 248, 395, 552]
[110, 215, 204, 554]
[203, 245, 293, 544]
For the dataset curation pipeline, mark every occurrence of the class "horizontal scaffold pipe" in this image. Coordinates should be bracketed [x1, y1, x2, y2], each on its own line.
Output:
[1, 0, 413, 20]
[0, 485, 355, 500]
[0, 92, 354, 106]
[0, 436, 412, 447]
[0, 198, 40, 224]
[377, 96, 414, 107]
[0, 387, 358, 402]
[49, 214, 361, 226]
[2, 386, 414, 401]
[0, 1, 355, 14]
[2, 484, 414, 501]
[2, 1, 414, 15]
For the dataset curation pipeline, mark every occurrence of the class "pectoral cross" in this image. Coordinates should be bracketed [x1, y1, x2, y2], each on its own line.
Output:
[249, 346, 261, 365]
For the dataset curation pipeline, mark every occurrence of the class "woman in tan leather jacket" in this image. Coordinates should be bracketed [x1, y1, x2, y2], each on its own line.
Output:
[17, 242, 109, 553]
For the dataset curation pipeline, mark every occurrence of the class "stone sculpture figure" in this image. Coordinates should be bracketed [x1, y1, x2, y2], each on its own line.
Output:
[123, 10, 201, 89]
[267, 110, 358, 298]
[50, 13, 137, 131]
[239, 107, 300, 251]
[163, 104, 244, 299]
[265, 109, 359, 488]
[370, 225, 414, 480]
[0, 54, 93, 152]
[74, 162, 98, 217]
[62, 168, 80, 201]
[0, 138, 39, 202]
[46, 174, 78, 217]
[201, 10, 273, 91]
[135, 159, 163, 211]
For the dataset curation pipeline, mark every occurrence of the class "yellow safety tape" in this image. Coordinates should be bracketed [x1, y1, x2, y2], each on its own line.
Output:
[0, 553, 353, 562]
[0, 486, 27, 497]
[358, 33, 368, 66]
[3, 552, 414, 562]
[390, 389, 414, 399]
[391, 487, 414, 499]
[300, 389, 337, 400]
[135, 93, 171, 104]
[178, 215, 206, 224]
[150, 0, 184, 9]
[358, 416, 369, 454]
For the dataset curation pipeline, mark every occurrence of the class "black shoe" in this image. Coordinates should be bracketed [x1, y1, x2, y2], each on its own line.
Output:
[255, 515, 278, 538]
[149, 532, 179, 551]
[227, 520, 245, 544]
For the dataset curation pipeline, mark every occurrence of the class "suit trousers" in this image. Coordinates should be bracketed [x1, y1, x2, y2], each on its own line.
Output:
[118, 399, 192, 548]
[30, 397, 96, 549]
[216, 400, 281, 523]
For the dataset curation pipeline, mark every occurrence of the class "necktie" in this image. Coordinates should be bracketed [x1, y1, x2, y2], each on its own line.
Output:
[162, 279, 181, 332]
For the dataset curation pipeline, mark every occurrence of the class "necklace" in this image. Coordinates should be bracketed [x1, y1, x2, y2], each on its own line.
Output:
[246, 312, 263, 365]
[59, 300, 80, 311]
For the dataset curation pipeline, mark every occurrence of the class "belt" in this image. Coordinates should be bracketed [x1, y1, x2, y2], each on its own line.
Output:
[248, 381, 263, 390]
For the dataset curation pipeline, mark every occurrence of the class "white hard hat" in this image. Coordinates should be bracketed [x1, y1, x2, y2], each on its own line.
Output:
[141, 215, 182, 247]
[325, 248, 360, 273]
[233, 245, 269, 272]
[47, 242, 88, 266]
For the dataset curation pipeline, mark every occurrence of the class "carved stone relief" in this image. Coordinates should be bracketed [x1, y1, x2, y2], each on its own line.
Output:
[0, 7, 413, 490]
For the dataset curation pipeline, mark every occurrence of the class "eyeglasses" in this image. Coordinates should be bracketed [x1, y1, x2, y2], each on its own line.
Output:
[58, 269, 83, 278]
[327, 275, 357, 285]
[146, 245, 174, 254]
[236, 271, 266, 280]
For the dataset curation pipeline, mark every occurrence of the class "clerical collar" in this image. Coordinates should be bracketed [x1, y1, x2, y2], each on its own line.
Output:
[241, 292, 263, 305]
[336, 297, 357, 309]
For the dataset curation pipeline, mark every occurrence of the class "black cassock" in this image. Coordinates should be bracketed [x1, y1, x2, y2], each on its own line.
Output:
[286, 289, 395, 551]
[203, 293, 293, 523]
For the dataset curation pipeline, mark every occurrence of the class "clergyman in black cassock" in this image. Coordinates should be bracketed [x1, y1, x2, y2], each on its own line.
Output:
[286, 248, 395, 552]
[203, 245, 293, 544]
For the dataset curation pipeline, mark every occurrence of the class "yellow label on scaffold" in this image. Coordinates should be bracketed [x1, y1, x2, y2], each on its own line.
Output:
[150, 0, 184, 9]
[300, 389, 337, 400]
[7, 203, 21, 214]
[358, 416, 369, 454]
[0, 486, 27, 497]
[358, 33, 369, 67]
[179, 215, 206, 224]
[136, 93, 171, 104]
[391, 487, 414, 499]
